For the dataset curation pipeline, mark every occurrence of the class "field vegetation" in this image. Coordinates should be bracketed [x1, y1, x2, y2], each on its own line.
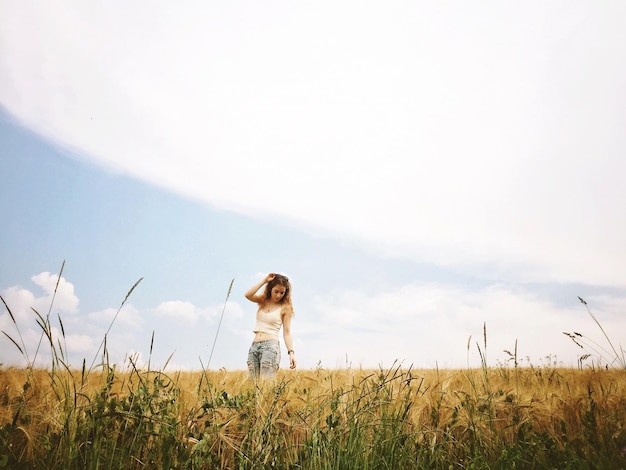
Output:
[1, 361, 626, 469]
[1, 269, 625, 469]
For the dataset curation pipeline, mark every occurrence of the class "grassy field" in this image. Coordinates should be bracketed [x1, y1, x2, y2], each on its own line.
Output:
[2, 274, 625, 468]
[1, 362, 626, 469]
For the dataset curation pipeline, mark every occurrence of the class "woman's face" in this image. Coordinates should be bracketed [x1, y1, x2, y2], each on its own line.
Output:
[270, 285, 286, 302]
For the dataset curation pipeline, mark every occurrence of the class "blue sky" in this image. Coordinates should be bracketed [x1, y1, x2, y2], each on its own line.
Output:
[1, 2, 625, 371]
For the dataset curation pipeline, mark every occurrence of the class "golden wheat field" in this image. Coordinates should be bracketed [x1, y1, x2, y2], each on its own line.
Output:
[1, 363, 626, 469]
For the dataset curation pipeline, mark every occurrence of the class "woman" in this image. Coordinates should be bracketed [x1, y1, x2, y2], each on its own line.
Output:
[244, 273, 296, 380]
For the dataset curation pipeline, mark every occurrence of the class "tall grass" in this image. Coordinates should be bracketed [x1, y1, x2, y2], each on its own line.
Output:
[564, 296, 626, 370]
[1, 269, 626, 468]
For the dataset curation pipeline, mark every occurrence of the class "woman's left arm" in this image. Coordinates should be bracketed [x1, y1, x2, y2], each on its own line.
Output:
[282, 308, 296, 369]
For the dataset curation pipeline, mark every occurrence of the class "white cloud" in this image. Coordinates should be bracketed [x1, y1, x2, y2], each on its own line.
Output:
[0, 273, 81, 366]
[63, 332, 95, 355]
[0, 274, 250, 370]
[31, 272, 79, 314]
[1, 2, 625, 287]
[153, 300, 216, 323]
[87, 305, 143, 330]
[0, 275, 141, 367]
[298, 282, 625, 369]
[0, 286, 36, 323]
[1, 273, 79, 323]
[116, 350, 148, 371]
[154, 301, 201, 322]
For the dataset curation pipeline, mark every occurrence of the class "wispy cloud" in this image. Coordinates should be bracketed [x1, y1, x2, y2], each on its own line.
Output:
[300, 282, 624, 369]
[1, 273, 79, 322]
[1, 2, 624, 288]
[1, 3, 626, 372]
[87, 305, 143, 330]
[153, 300, 217, 323]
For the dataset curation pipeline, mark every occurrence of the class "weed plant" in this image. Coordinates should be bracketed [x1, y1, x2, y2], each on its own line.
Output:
[563, 296, 626, 370]
[1, 268, 626, 469]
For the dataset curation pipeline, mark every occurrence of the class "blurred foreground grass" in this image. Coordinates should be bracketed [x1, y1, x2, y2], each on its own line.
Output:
[1, 364, 625, 469]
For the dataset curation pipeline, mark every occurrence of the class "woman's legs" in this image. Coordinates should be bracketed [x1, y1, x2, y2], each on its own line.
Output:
[247, 340, 280, 381]
[259, 341, 280, 378]
[247, 344, 260, 380]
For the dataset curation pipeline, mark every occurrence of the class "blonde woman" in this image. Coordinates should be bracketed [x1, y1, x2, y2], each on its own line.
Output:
[244, 273, 296, 380]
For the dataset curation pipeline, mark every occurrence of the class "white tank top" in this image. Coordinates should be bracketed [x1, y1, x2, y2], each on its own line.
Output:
[254, 305, 283, 335]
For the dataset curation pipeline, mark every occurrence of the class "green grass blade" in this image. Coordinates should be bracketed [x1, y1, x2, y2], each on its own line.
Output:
[0, 295, 17, 325]
[206, 278, 235, 370]
[47, 260, 65, 319]
[2, 330, 24, 355]
[89, 277, 143, 372]
[163, 350, 175, 371]
[1, 295, 31, 364]
[122, 277, 144, 307]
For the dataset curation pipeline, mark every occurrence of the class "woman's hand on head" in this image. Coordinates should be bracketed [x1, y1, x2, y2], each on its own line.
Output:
[265, 273, 276, 283]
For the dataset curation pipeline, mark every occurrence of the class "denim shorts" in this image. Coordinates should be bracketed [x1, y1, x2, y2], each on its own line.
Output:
[247, 340, 280, 379]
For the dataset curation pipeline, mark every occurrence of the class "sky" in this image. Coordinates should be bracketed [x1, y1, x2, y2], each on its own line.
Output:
[1, 1, 625, 371]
